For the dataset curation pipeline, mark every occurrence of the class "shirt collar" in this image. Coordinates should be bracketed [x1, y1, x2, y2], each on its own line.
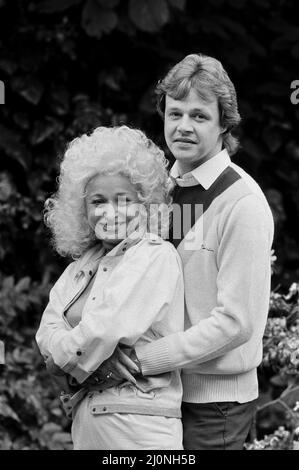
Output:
[170, 149, 231, 189]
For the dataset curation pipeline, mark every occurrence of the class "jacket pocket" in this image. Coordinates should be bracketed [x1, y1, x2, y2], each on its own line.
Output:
[135, 372, 172, 393]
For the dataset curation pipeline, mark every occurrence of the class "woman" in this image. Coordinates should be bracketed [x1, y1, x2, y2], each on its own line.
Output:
[35, 126, 184, 450]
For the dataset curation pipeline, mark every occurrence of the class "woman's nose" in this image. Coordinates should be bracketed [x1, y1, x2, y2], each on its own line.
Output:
[94, 203, 116, 219]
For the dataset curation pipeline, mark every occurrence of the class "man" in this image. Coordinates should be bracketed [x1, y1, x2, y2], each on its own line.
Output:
[49, 53, 275, 450]
[117, 53, 273, 450]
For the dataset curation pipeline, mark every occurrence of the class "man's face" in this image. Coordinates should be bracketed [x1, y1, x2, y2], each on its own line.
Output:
[164, 88, 225, 173]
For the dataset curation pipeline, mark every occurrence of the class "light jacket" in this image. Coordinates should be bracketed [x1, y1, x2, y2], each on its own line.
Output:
[35, 232, 184, 417]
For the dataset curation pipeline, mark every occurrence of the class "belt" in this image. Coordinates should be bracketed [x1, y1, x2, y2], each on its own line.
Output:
[59, 375, 123, 419]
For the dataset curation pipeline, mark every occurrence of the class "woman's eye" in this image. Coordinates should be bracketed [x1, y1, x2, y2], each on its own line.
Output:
[92, 200, 105, 206]
[118, 197, 132, 204]
[194, 114, 205, 121]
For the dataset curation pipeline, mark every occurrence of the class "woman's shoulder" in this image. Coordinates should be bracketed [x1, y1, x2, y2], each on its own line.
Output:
[142, 232, 176, 250]
[58, 244, 100, 277]
[131, 233, 181, 264]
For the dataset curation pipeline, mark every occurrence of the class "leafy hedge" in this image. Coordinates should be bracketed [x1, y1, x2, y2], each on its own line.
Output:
[1, 0, 299, 449]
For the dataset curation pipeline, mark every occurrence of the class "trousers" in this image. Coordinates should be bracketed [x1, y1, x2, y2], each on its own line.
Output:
[72, 395, 183, 450]
[182, 399, 257, 450]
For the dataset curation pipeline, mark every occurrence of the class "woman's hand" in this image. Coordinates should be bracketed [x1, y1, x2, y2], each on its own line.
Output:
[45, 356, 74, 393]
[45, 355, 65, 376]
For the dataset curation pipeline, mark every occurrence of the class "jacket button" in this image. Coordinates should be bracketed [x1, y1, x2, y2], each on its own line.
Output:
[103, 407, 107, 411]
[103, 267, 107, 272]
[92, 407, 96, 412]
[89, 271, 92, 276]
[76, 350, 82, 356]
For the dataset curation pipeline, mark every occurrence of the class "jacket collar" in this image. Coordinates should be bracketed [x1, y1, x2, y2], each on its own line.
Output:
[170, 149, 231, 189]
[74, 227, 147, 279]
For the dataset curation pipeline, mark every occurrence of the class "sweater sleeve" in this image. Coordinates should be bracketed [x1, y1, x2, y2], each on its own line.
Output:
[39, 242, 184, 383]
[135, 194, 274, 375]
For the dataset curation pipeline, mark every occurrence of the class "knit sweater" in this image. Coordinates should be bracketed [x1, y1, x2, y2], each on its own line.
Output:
[135, 150, 274, 404]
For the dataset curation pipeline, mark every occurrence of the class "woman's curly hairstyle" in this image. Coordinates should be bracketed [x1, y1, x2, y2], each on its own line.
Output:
[45, 126, 171, 259]
[156, 53, 241, 156]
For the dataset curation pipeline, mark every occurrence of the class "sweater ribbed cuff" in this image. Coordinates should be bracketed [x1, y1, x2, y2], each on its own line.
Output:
[135, 341, 174, 376]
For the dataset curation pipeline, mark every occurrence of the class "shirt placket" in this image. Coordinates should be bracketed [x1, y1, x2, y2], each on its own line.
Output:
[62, 268, 95, 328]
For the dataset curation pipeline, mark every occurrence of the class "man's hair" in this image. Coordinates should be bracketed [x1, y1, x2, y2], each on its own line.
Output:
[156, 53, 241, 156]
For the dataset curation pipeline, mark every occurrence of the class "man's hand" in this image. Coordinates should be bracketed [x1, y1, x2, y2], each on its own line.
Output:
[92, 346, 142, 385]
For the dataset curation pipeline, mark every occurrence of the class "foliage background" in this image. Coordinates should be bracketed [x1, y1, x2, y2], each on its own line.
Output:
[1, 0, 299, 449]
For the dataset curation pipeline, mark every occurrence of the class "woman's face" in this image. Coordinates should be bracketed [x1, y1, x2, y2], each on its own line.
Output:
[85, 174, 140, 248]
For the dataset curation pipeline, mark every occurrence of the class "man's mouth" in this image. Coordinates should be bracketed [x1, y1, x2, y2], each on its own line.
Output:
[174, 138, 196, 144]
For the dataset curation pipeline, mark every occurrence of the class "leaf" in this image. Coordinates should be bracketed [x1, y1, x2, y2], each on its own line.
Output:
[0, 398, 20, 422]
[96, 0, 119, 7]
[12, 75, 44, 105]
[256, 82, 287, 97]
[52, 432, 72, 443]
[129, 0, 169, 33]
[0, 172, 15, 202]
[48, 88, 70, 116]
[82, 0, 118, 38]
[270, 374, 288, 388]
[0, 58, 17, 75]
[13, 112, 31, 130]
[291, 44, 299, 59]
[36, 0, 83, 13]
[167, 0, 186, 10]
[30, 118, 63, 146]
[15, 277, 31, 293]
[0, 341, 4, 365]
[219, 17, 247, 37]
[2, 276, 15, 291]
[42, 423, 62, 434]
[0, 124, 30, 170]
[262, 127, 283, 153]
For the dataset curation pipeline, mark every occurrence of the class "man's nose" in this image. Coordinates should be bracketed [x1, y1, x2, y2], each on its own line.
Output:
[177, 114, 193, 133]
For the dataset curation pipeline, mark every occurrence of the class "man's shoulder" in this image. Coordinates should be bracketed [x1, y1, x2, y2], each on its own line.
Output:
[212, 163, 273, 227]
[229, 162, 266, 200]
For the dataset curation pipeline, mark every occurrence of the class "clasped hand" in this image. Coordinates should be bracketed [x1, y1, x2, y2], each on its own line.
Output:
[45, 345, 141, 392]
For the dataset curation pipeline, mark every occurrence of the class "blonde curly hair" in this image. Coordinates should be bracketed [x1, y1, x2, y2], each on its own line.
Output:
[45, 126, 171, 258]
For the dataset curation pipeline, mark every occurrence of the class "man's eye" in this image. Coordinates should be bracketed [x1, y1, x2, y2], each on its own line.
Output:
[168, 112, 180, 118]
